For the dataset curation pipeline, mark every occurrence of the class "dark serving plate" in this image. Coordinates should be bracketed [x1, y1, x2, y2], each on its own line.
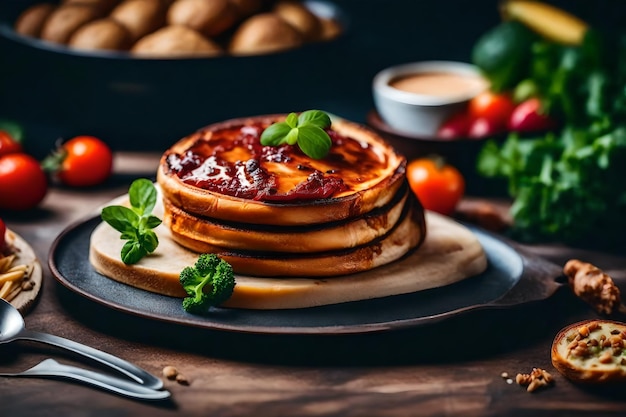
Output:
[48, 214, 564, 336]
[0, 0, 353, 156]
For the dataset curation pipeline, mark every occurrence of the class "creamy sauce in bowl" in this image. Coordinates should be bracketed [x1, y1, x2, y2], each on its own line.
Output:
[389, 72, 488, 98]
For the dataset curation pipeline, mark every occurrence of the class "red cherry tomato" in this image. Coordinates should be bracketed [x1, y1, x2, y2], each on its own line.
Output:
[467, 116, 501, 139]
[0, 130, 22, 157]
[0, 153, 48, 210]
[406, 158, 465, 216]
[51, 136, 113, 187]
[508, 97, 557, 133]
[437, 112, 472, 139]
[469, 91, 515, 131]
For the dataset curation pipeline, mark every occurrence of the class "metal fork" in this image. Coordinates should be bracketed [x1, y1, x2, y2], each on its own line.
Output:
[0, 358, 170, 401]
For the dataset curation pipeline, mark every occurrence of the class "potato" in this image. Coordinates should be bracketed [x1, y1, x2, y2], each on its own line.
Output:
[319, 17, 341, 41]
[14, 3, 57, 38]
[132, 25, 223, 57]
[40, 4, 100, 44]
[229, 0, 265, 17]
[62, 0, 122, 15]
[273, 0, 321, 42]
[110, 0, 166, 43]
[68, 18, 131, 51]
[167, 0, 239, 37]
[229, 12, 302, 56]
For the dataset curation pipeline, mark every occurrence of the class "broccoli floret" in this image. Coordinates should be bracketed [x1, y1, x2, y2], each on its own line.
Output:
[179, 253, 235, 314]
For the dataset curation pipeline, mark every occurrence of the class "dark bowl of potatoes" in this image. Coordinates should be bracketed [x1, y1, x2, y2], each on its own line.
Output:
[0, 0, 349, 155]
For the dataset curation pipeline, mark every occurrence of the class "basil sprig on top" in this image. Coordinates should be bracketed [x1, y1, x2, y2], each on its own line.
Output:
[260, 110, 332, 159]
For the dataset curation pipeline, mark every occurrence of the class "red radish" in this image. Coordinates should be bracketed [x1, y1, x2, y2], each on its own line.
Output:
[437, 112, 472, 139]
[468, 116, 502, 138]
[508, 97, 556, 133]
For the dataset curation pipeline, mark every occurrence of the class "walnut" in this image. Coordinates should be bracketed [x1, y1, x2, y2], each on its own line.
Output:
[563, 259, 623, 315]
[515, 368, 554, 393]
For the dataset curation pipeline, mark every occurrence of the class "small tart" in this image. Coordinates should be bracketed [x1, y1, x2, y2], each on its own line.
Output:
[552, 319, 626, 384]
[162, 183, 410, 253]
[156, 114, 406, 226]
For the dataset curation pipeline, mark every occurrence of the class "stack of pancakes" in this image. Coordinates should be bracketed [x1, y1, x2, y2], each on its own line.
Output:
[156, 114, 426, 277]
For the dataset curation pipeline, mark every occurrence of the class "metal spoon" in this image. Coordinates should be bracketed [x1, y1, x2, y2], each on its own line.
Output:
[0, 359, 170, 401]
[0, 299, 163, 390]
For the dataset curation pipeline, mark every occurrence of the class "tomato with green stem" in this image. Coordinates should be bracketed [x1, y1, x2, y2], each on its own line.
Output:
[406, 157, 465, 216]
[43, 135, 113, 187]
[0, 130, 22, 156]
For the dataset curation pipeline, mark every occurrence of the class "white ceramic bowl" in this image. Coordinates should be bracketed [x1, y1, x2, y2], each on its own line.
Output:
[372, 61, 489, 138]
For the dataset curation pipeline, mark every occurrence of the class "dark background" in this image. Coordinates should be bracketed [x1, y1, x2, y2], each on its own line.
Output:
[0, 0, 623, 156]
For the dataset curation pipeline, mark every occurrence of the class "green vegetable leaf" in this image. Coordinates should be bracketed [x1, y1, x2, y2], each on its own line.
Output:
[143, 214, 163, 229]
[285, 112, 299, 128]
[298, 110, 332, 129]
[260, 122, 292, 146]
[260, 110, 333, 159]
[121, 240, 147, 265]
[101, 179, 161, 264]
[101, 206, 138, 233]
[471, 21, 537, 91]
[129, 178, 157, 216]
[297, 125, 332, 160]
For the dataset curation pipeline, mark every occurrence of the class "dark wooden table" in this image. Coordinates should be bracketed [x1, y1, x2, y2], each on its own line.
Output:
[1, 153, 626, 417]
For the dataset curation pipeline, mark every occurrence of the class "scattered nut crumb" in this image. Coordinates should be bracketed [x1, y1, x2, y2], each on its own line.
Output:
[162, 365, 190, 385]
[515, 368, 554, 393]
[175, 373, 190, 385]
[500, 371, 514, 385]
[162, 365, 178, 380]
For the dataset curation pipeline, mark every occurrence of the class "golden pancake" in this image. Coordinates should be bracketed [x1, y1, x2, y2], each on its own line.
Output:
[157, 114, 406, 226]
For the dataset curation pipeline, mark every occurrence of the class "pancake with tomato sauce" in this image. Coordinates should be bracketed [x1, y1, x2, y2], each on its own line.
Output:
[154, 114, 425, 277]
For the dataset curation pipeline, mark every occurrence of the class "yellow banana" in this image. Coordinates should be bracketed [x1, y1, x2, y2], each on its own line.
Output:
[500, 0, 588, 45]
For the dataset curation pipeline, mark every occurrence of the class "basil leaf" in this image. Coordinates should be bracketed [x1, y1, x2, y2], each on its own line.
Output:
[261, 110, 333, 159]
[297, 125, 332, 159]
[140, 230, 159, 254]
[285, 112, 299, 128]
[260, 122, 292, 146]
[120, 230, 138, 241]
[285, 128, 299, 145]
[101, 206, 138, 233]
[129, 178, 157, 215]
[298, 110, 331, 129]
[121, 241, 147, 265]
[143, 215, 162, 229]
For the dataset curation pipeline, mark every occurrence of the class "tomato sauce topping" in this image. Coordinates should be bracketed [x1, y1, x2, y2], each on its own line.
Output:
[165, 121, 389, 203]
